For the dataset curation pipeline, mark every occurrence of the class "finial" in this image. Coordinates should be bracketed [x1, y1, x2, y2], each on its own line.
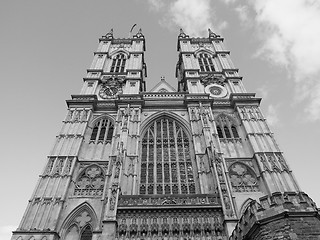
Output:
[105, 28, 113, 39]
[178, 28, 189, 38]
[208, 28, 220, 38]
[133, 27, 144, 38]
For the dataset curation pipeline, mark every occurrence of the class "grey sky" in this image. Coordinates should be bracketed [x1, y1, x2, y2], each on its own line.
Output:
[1, 0, 320, 239]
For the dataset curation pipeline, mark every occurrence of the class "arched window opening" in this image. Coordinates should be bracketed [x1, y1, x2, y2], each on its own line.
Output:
[224, 126, 231, 138]
[80, 225, 93, 240]
[198, 53, 215, 72]
[65, 225, 79, 240]
[139, 117, 197, 195]
[90, 118, 114, 144]
[90, 125, 99, 141]
[217, 126, 223, 138]
[74, 165, 105, 196]
[231, 125, 239, 138]
[110, 53, 126, 73]
[215, 115, 240, 139]
[229, 163, 259, 192]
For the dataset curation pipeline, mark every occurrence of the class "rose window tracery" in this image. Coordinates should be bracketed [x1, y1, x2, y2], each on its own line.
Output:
[229, 163, 258, 192]
[74, 165, 105, 196]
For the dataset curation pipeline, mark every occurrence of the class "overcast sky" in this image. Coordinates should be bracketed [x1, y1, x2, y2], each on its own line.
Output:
[1, 0, 320, 239]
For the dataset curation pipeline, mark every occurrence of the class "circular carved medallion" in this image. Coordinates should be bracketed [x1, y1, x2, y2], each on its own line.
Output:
[205, 84, 227, 98]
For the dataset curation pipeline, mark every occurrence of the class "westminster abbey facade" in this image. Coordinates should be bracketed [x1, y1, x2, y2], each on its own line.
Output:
[11, 29, 320, 240]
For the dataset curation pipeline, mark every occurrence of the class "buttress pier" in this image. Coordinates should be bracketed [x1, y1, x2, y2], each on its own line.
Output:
[11, 28, 320, 240]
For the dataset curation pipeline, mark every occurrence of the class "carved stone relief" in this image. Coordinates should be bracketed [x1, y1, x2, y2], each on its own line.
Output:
[115, 208, 227, 239]
[74, 164, 106, 196]
[228, 163, 259, 192]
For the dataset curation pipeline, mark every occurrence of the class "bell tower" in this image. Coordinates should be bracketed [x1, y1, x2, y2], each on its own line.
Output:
[11, 27, 320, 240]
[11, 28, 147, 240]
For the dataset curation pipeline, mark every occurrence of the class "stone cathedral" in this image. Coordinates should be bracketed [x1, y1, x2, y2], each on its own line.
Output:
[11, 28, 320, 240]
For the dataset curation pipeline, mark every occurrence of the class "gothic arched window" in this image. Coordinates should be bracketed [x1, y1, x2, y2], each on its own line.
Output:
[215, 115, 239, 139]
[229, 163, 259, 192]
[90, 118, 114, 143]
[198, 53, 215, 72]
[139, 117, 197, 195]
[80, 225, 93, 240]
[74, 165, 105, 196]
[110, 53, 126, 73]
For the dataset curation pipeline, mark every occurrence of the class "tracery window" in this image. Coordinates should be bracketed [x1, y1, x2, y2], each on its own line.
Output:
[215, 115, 239, 139]
[198, 53, 215, 72]
[229, 163, 259, 192]
[64, 208, 94, 240]
[90, 118, 114, 144]
[80, 225, 93, 240]
[140, 117, 196, 195]
[74, 165, 105, 196]
[110, 53, 126, 73]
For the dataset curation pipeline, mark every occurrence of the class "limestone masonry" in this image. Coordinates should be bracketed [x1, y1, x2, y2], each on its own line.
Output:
[11, 28, 320, 240]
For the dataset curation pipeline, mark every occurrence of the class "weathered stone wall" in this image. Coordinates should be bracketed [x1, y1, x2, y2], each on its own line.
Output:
[251, 216, 320, 240]
[229, 192, 320, 240]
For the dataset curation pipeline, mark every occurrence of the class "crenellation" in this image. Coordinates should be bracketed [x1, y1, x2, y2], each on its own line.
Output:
[12, 29, 320, 240]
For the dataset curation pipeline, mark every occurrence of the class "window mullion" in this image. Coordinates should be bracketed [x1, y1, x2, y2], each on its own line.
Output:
[146, 130, 150, 191]
[153, 122, 156, 194]
[181, 132, 188, 193]
[103, 120, 110, 143]
[96, 121, 102, 143]
[173, 121, 181, 194]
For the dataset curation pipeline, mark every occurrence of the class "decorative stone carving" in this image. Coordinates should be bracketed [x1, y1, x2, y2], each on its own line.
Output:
[99, 76, 125, 99]
[44, 158, 55, 175]
[52, 158, 64, 176]
[75, 211, 92, 227]
[116, 208, 226, 239]
[109, 184, 118, 211]
[238, 106, 264, 121]
[276, 153, 289, 172]
[213, 152, 235, 218]
[118, 194, 220, 207]
[127, 157, 135, 176]
[63, 158, 73, 175]
[74, 165, 105, 196]
[200, 74, 225, 87]
[229, 163, 259, 192]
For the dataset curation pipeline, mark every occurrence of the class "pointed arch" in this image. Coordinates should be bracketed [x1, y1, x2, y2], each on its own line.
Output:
[109, 50, 129, 73]
[74, 164, 105, 196]
[194, 48, 215, 57]
[109, 49, 130, 59]
[28, 237, 35, 240]
[140, 111, 192, 138]
[215, 113, 240, 139]
[89, 115, 115, 144]
[60, 202, 98, 239]
[139, 112, 198, 195]
[41, 237, 48, 240]
[239, 198, 254, 216]
[194, 49, 216, 72]
[80, 224, 93, 240]
[228, 162, 259, 192]
[16, 237, 23, 240]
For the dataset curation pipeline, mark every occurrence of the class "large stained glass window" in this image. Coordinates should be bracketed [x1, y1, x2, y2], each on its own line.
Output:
[139, 117, 196, 195]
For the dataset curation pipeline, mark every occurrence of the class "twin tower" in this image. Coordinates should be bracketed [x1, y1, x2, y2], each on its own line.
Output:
[12, 29, 320, 240]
